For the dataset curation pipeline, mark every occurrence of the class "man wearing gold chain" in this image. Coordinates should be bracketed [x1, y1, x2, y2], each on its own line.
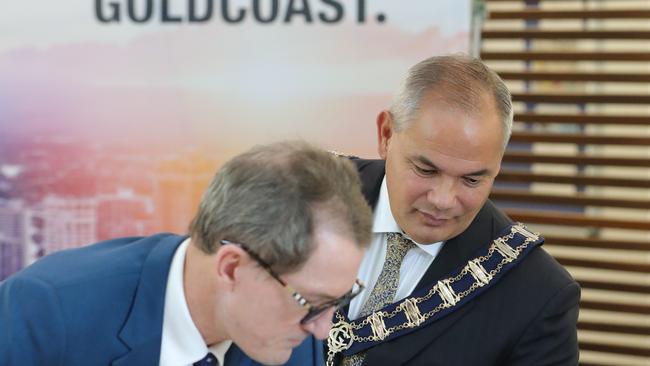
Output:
[326, 55, 580, 366]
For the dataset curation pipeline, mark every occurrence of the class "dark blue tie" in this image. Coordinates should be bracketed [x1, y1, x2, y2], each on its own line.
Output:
[193, 352, 219, 366]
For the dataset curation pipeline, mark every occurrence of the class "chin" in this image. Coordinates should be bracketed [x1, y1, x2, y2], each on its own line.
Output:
[409, 224, 454, 243]
[414, 232, 445, 244]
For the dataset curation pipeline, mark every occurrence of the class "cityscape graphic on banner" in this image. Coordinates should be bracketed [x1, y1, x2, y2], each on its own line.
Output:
[0, 0, 471, 280]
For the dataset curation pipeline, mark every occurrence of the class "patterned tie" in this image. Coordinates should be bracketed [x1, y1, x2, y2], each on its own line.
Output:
[193, 352, 219, 366]
[341, 233, 416, 366]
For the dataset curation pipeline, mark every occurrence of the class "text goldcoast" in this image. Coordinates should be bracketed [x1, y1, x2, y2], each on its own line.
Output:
[95, 0, 386, 24]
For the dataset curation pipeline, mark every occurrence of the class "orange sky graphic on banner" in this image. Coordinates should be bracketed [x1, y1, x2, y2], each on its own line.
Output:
[0, 0, 472, 279]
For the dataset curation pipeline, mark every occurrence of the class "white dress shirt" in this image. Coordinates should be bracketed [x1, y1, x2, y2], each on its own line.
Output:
[160, 238, 232, 366]
[348, 176, 444, 320]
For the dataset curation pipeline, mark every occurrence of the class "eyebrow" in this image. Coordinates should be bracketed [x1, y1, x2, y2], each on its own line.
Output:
[414, 155, 491, 177]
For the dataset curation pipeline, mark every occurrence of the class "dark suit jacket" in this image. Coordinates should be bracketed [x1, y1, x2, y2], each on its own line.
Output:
[0, 234, 323, 366]
[351, 159, 580, 366]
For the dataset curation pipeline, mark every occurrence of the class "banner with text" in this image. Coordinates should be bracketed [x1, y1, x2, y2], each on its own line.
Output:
[0, 0, 472, 278]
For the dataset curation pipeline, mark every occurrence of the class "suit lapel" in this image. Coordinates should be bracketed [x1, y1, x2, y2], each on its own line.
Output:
[112, 235, 185, 366]
[415, 203, 496, 290]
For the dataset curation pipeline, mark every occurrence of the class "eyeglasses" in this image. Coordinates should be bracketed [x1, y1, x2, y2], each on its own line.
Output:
[220, 239, 364, 324]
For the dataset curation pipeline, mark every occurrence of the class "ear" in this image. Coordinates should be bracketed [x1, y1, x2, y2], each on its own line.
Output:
[214, 245, 246, 288]
[376, 110, 394, 159]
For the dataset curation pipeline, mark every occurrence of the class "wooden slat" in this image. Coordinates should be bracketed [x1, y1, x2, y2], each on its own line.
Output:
[482, 51, 650, 61]
[579, 341, 650, 357]
[510, 131, 650, 146]
[491, 189, 650, 209]
[512, 93, 650, 104]
[497, 169, 650, 189]
[484, 4, 650, 363]
[578, 280, 650, 294]
[506, 209, 650, 230]
[544, 235, 650, 251]
[578, 321, 650, 336]
[556, 257, 650, 273]
[498, 71, 650, 82]
[489, 9, 650, 19]
[581, 300, 650, 314]
[503, 151, 650, 167]
[514, 113, 650, 126]
[483, 30, 650, 39]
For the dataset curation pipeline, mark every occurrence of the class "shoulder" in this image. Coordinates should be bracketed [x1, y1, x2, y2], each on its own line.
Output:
[347, 158, 385, 208]
[349, 157, 384, 173]
[15, 234, 180, 286]
[486, 238, 580, 330]
[497, 246, 580, 364]
[480, 203, 576, 292]
[0, 274, 68, 365]
[516, 245, 578, 295]
[473, 201, 576, 290]
[0, 233, 185, 365]
[463, 205, 578, 313]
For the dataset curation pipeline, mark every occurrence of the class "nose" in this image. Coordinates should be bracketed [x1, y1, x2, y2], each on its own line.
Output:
[427, 177, 456, 211]
[301, 306, 337, 340]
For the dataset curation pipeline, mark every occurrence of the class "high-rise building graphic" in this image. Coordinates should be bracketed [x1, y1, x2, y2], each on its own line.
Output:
[96, 189, 154, 241]
[0, 199, 24, 280]
[22, 207, 45, 267]
[39, 195, 97, 255]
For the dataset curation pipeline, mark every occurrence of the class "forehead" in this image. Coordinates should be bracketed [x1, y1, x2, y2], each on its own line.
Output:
[396, 95, 504, 170]
[283, 225, 363, 298]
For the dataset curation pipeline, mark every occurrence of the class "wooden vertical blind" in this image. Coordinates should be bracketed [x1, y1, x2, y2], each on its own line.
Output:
[482, 1, 650, 365]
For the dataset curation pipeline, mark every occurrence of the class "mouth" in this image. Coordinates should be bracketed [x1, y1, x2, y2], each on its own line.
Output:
[417, 210, 450, 226]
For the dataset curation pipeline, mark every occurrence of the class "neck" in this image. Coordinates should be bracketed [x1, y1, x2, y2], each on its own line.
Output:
[184, 241, 228, 346]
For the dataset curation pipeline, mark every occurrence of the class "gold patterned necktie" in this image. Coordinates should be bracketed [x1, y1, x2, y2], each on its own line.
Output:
[341, 233, 416, 366]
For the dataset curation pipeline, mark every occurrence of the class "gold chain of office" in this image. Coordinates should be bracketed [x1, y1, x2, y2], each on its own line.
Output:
[326, 223, 539, 366]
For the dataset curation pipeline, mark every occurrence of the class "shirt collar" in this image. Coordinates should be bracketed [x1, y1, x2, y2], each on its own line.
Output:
[161, 238, 232, 366]
[374, 175, 444, 257]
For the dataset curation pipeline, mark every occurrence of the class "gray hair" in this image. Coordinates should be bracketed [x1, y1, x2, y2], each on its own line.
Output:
[389, 54, 513, 149]
[189, 141, 373, 273]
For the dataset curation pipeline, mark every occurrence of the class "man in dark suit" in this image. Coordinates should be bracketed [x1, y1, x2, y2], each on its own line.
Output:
[0, 141, 374, 366]
[326, 55, 580, 366]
